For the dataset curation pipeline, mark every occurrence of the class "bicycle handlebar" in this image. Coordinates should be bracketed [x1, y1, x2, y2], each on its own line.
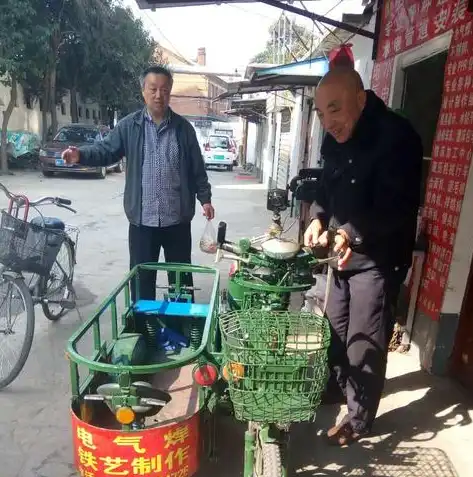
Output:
[0, 182, 75, 212]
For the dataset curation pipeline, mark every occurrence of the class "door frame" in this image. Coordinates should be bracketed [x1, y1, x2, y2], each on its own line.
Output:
[450, 261, 473, 390]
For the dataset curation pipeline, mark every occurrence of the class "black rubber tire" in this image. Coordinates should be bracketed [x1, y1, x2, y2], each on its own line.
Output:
[42, 170, 54, 177]
[41, 239, 75, 321]
[254, 442, 282, 477]
[97, 166, 107, 179]
[0, 276, 35, 390]
[114, 160, 124, 173]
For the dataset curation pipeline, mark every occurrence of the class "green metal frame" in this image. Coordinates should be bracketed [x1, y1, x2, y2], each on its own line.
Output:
[66, 263, 220, 400]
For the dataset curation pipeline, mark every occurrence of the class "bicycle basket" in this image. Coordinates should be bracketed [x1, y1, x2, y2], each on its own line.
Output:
[0, 211, 65, 276]
[219, 309, 331, 423]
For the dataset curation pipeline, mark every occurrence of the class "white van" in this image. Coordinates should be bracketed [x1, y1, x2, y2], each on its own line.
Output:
[203, 135, 235, 171]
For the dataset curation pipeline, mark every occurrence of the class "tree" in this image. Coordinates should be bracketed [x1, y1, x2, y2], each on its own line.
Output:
[0, 0, 45, 173]
[251, 15, 315, 64]
[57, 1, 110, 122]
[31, 0, 108, 140]
[151, 46, 170, 67]
[77, 4, 156, 119]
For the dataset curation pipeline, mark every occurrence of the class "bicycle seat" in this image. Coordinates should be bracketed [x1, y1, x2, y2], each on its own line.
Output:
[30, 216, 65, 231]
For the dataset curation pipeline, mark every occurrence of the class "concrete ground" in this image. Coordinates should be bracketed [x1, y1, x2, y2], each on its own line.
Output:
[0, 168, 471, 477]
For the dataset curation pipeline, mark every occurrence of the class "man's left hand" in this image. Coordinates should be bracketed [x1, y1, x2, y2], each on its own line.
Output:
[202, 203, 215, 220]
[333, 229, 352, 270]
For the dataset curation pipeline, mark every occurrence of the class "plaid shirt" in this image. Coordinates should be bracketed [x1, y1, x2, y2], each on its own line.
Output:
[141, 109, 181, 227]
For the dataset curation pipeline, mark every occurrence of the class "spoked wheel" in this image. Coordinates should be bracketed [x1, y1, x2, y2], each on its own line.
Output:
[0, 275, 35, 390]
[41, 239, 75, 321]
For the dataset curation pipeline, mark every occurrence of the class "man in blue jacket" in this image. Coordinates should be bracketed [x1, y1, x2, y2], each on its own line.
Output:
[304, 67, 422, 445]
[63, 65, 214, 300]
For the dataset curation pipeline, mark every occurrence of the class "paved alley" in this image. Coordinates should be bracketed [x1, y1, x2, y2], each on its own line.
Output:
[0, 169, 471, 477]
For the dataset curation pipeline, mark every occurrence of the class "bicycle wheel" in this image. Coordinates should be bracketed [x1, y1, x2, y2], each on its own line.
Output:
[254, 441, 283, 477]
[41, 238, 75, 321]
[0, 275, 35, 390]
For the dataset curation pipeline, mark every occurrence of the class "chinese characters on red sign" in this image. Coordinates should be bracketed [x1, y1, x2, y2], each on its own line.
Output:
[72, 409, 200, 477]
[416, 20, 473, 318]
[378, 0, 469, 62]
[372, 0, 473, 320]
[371, 58, 394, 103]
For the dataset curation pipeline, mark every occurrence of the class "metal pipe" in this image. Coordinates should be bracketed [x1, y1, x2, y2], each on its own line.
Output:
[169, 64, 242, 77]
[259, 0, 376, 40]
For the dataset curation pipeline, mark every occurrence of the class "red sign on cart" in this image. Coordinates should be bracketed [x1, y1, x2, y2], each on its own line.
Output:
[72, 410, 200, 477]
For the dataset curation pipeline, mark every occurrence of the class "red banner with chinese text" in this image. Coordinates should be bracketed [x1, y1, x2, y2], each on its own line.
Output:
[372, 0, 473, 320]
[72, 409, 200, 477]
[371, 58, 395, 103]
[377, 0, 469, 63]
[416, 20, 473, 319]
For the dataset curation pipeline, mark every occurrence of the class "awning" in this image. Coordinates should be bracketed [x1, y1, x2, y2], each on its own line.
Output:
[183, 114, 232, 123]
[215, 56, 329, 100]
[134, 0, 375, 40]
[135, 0, 318, 8]
[224, 98, 267, 123]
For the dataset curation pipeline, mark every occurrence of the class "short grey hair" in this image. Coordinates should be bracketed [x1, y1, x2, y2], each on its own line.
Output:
[139, 65, 173, 89]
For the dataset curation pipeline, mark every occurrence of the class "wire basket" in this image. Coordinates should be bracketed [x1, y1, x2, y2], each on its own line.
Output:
[219, 309, 331, 423]
[0, 211, 65, 277]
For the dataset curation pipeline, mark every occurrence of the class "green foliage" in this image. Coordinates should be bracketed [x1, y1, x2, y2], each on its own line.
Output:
[0, 0, 157, 140]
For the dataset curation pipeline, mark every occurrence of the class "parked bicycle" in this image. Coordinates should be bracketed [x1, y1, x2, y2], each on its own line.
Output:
[0, 182, 79, 389]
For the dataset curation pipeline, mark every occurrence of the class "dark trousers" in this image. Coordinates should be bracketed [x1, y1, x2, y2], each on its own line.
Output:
[128, 222, 193, 301]
[326, 266, 406, 433]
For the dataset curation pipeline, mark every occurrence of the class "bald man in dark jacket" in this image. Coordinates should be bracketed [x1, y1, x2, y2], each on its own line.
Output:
[304, 67, 423, 445]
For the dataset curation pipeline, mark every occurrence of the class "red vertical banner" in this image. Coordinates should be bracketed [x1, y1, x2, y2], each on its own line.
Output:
[416, 19, 473, 319]
[370, 58, 394, 103]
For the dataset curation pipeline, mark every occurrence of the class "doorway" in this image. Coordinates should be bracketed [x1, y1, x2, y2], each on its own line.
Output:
[401, 50, 448, 207]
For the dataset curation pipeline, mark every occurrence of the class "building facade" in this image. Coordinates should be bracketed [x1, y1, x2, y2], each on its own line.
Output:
[372, 0, 473, 389]
[0, 83, 100, 138]
[160, 46, 230, 119]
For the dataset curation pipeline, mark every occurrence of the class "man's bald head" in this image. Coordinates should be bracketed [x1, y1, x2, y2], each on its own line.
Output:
[318, 66, 365, 92]
[315, 67, 367, 143]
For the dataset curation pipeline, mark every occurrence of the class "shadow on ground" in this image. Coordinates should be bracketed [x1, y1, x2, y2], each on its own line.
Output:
[197, 369, 472, 476]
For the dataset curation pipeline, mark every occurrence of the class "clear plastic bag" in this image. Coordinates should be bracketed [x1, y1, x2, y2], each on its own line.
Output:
[199, 220, 218, 254]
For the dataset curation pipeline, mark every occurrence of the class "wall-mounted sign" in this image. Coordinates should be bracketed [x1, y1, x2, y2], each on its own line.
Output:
[215, 129, 233, 136]
[194, 120, 212, 128]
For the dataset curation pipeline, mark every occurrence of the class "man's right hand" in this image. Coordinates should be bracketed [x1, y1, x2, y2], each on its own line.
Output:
[304, 219, 328, 247]
[62, 146, 80, 164]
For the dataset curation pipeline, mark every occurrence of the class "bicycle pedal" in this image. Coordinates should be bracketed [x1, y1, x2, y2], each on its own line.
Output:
[61, 300, 76, 310]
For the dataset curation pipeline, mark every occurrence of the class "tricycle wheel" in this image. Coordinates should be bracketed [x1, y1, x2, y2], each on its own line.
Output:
[254, 441, 282, 477]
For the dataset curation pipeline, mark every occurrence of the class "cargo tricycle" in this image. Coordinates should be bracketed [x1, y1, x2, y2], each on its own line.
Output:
[67, 190, 332, 477]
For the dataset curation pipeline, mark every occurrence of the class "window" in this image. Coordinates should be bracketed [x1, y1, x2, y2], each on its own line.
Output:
[86, 108, 90, 119]
[39, 98, 44, 111]
[93, 110, 97, 120]
[281, 108, 292, 133]
[61, 102, 66, 115]
[78, 106, 83, 118]
[53, 126, 100, 144]
[208, 135, 230, 149]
